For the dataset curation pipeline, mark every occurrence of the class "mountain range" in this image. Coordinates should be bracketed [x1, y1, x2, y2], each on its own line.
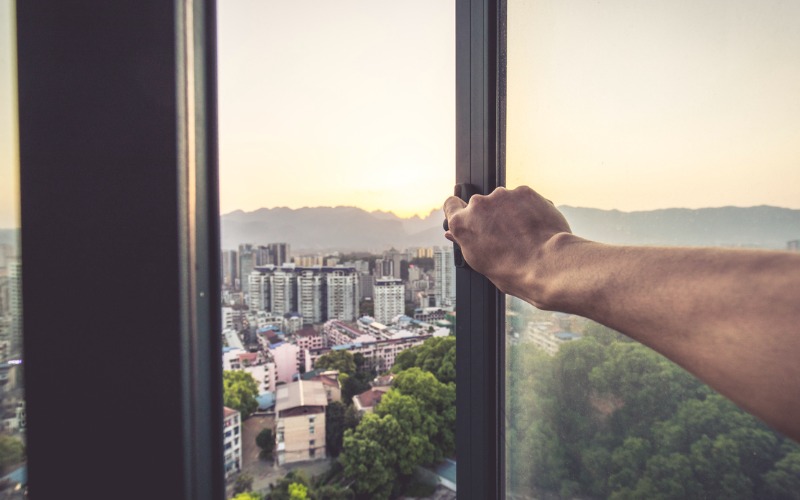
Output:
[220, 205, 800, 252]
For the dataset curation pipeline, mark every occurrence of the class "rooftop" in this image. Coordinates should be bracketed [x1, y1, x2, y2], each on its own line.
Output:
[275, 379, 328, 413]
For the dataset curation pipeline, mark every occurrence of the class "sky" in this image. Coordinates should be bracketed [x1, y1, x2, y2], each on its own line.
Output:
[0, 0, 19, 229]
[217, 0, 455, 218]
[2, 0, 799, 229]
[506, 0, 800, 210]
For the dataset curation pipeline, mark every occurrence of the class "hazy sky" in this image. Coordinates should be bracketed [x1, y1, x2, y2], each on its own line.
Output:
[507, 0, 800, 210]
[217, 0, 455, 217]
[2, 0, 799, 229]
[0, 0, 18, 229]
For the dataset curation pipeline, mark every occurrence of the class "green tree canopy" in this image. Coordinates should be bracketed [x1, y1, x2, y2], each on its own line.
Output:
[232, 493, 262, 500]
[340, 413, 401, 500]
[255, 428, 274, 458]
[223, 370, 259, 417]
[392, 336, 455, 384]
[325, 400, 347, 457]
[0, 435, 24, 474]
[315, 350, 356, 375]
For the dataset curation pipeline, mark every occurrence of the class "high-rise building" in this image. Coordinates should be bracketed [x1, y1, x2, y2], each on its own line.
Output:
[248, 268, 272, 311]
[270, 268, 296, 317]
[326, 268, 359, 322]
[268, 243, 291, 267]
[297, 269, 325, 324]
[238, 244, 255, 291]
[374, 277, 404, 324]
[434, 246, 455, 307]
[221, 249, 238, 288]
[255, 245, 272, 266]
[9, 260, 22, 355]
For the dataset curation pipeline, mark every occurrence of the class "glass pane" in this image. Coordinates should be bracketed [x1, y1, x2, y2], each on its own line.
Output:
[217, 1, 456, 498]
[506, 1, 800, 498]
[0, 0, 26, 496]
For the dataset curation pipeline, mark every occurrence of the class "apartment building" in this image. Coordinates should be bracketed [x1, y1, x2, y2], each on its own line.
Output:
[275, 380, 328, 465]
[306, 334, 432, 373]
[374, 277, 404, 324]
[223, 407, 243, 478]
[433, 246, 455, 308]
[321, 320, 374, 347]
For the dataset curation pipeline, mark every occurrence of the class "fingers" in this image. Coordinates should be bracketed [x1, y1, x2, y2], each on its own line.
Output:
[443, 196, 467, 221]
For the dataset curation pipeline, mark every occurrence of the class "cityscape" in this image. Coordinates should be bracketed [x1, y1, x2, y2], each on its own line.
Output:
[218, 241, 458, 499]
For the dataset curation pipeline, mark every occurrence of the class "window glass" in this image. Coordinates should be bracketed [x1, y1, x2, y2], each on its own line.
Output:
[217, 1, 456, 497]
[0, 0, 26, 496]
[505, 0, 800, 497]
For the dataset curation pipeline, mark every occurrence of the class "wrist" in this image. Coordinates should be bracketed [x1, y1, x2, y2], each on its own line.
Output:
[526, 232, 590, 312]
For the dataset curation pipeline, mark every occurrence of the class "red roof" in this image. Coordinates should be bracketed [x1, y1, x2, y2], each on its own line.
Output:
[223, 406, 238, 418]
[354, 389, 385, 409]
[296, 327, 319, 337]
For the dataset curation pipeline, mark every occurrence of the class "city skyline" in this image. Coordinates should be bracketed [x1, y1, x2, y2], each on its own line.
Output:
[3, 0, 800, 229]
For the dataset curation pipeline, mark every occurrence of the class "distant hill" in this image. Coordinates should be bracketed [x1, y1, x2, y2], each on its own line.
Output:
[220, 205, 800, 252]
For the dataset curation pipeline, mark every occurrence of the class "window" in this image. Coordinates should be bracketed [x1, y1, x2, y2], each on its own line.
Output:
[504, 0, 800, 498]
[0, 1, 25, 495]
[217, 0, 456, 497]
[14, 0, 492, 498]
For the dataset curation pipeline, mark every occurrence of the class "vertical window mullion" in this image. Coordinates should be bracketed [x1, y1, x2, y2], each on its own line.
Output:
[455, 0, 505, 498]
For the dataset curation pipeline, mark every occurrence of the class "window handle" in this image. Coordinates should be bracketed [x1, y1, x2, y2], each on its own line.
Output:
[443, 183, 480, 268]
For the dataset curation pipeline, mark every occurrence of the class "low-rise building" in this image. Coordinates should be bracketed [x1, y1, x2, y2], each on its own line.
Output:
[307, 335, 432, 373]
[353, 387, 389, 414]
[223, 407, 243, 478]
[275, 380, 328, 465]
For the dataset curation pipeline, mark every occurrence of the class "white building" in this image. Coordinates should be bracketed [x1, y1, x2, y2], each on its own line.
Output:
[275, 380, 328, 465]
[297, 269, 324, 324]
[374, 277, 404, 325]
[9, 260, 22, 354]
[223, 407, 243, 478]
[270, 268, 296, 316]
[326, 268, 359, 321]
[248, 269, 271, 311]
[434, 246, 456, 307]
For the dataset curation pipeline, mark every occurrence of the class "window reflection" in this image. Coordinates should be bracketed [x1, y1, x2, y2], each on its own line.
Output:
[505, 0, 800, 497]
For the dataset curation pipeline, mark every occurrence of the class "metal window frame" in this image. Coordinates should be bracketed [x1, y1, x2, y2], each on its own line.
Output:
[17, 1, 223, 498]
[18, 0, 506, 497]
[455, 0, 506, 498]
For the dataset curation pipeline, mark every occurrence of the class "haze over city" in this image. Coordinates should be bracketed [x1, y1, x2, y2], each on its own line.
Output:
[3, 0, 800, 225]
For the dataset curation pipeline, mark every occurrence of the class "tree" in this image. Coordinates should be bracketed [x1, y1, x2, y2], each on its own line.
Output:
[0, 435, 24, 474]
[315, 350, 356, 375]
[326, 401, 347, 457]
[233, 473, 254, 495]
[392, 336, 456, 384]
[232, 493, 261, 500]
[256, 428, 274, 458]
[763, 450, 800, 499]
[223, 370, 259, 417]
[391, 368, 456, 459]
[288, 482, 308, 500]
[269, 471, 310, 500]
[340, 413, 401, 500]
[341, 372, 371, 405]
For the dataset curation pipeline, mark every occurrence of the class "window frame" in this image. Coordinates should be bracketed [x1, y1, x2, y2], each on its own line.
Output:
[17, 0, 507, 498]
[455, 0, 506, 498]
[18, 1, 223, 498]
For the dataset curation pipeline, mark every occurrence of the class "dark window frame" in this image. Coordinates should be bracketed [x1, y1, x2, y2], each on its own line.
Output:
[455, 0, 506, 498]
[17, 0, 507, 498]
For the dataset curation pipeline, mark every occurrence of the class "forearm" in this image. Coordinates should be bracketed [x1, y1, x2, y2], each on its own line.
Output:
[532, 233, 800, 440]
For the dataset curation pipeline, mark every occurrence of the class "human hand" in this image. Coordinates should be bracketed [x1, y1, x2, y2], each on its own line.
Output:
[443, 186, 572, 307]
